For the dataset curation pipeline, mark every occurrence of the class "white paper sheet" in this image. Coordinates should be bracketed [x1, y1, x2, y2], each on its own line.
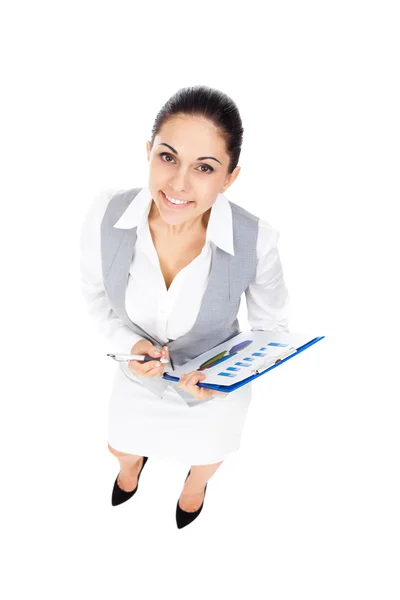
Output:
[164, 330, 316, 385]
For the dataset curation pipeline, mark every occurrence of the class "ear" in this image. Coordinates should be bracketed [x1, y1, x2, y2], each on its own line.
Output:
[221, 165, 241, 194]
[146, 140, 151, 161]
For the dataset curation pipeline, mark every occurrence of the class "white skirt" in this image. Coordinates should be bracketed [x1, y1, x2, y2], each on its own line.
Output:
[107, 364, 253, 466]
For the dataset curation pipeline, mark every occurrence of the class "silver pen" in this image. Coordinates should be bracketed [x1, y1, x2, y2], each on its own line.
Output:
[107, 353, 169, 364]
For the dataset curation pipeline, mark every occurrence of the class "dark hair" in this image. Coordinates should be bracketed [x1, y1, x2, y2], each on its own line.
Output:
[149, 85, 244, 174]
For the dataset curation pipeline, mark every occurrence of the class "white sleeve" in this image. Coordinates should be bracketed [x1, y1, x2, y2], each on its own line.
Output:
[244, 220, 290, 333]
[79, 189, 145, 353]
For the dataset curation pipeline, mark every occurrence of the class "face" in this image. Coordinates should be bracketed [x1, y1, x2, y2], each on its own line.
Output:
[146, 114, 240, 225]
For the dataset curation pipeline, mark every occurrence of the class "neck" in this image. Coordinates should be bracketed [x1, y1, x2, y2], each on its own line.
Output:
[149, 201, 211, 237]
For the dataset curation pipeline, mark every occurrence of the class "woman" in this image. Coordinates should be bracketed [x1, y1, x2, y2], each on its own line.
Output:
[79, 85, 290, 529]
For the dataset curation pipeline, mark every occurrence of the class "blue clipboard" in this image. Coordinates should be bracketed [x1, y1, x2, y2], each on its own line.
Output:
[163, 334, 325, 393]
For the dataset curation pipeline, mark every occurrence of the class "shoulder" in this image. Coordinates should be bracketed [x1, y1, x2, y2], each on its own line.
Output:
[258, 218, 280, 244]
[79, 188, 119, 245]
[228, 199, 279, 240]
[227, 199, 281, 258]
[84, 188, 120, 222]
[229, 199, 259, 223]
[256, 219, 281, 261]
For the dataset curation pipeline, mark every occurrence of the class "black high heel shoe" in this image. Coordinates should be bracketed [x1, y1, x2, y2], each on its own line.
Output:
[176, 469, 207, 529]
[111, 456, 148, 506]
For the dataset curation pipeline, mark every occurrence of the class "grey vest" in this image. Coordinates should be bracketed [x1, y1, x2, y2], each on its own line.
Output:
[101, 188, 259, 406]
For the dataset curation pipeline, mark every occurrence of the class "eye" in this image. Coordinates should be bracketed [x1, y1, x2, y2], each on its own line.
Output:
[197, 164, 214, 174]
[159, 152, 176, 163]
[159, 152, 214, 173]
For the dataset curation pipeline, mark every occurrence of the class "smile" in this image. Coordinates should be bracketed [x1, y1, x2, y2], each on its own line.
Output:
[161, 190, 194, 209]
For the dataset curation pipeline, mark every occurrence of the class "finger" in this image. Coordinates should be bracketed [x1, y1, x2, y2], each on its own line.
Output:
[198, 386, 215, 399]
[179, 373, 192, 389]
[195, 378, 213, 399]
[182, 372, 197, 383]
[148, 346, 162, 358]
[128, 360, 139, 375]
[185, 375, 198, 389]
[152, 350, 162, 357]
[184, 370, 197, 380]
[178, 373, 188, 388]
[187, 372, 206, 387]
[145, 360, 161, 374]
[179, 371, 201, 391]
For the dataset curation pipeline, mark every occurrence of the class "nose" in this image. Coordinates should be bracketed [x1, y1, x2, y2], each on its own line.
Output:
[168, 166, 191, 192]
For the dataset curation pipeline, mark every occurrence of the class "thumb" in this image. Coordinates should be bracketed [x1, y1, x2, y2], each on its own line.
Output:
[195, 371, 207, 383]
[147, 344, 162, 357]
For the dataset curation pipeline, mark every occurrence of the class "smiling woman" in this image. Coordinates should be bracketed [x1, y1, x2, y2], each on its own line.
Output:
[144, 87, 243, 238]
[79, 85, 290, 528]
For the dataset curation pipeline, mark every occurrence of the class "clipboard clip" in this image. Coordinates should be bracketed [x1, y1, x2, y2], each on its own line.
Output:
[251, 348, 298, 374]
[251, 358, 276, 375]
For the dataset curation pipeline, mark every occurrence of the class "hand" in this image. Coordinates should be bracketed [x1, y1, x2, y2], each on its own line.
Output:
[127, 339, 169, 378]
[178, 370, 228, 401]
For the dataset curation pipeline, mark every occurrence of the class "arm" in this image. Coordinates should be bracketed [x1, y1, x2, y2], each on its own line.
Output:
[245, 221, 290, 333]
[79, 188, 145, 353]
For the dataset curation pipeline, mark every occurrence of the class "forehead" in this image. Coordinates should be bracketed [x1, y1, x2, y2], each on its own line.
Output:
[156, 115, 227, 152]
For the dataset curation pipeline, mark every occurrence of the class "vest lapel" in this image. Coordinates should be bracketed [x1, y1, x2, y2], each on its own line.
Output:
[103, 226, 163, 347]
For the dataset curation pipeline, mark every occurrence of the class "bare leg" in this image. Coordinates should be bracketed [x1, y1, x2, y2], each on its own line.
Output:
[178, 460, 224, 512]
[108, 443, 144, 492]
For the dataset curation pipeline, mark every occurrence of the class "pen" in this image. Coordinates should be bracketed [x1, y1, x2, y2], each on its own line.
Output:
[107, 353, 169, 363]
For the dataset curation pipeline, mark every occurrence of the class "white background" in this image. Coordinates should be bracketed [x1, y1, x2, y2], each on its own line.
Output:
[1, 1, 399, 598]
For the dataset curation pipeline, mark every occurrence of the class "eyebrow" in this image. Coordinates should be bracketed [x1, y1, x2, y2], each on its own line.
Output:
[157, 143, 223, 165]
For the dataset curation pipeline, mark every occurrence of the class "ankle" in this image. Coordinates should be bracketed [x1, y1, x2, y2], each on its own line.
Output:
[183, 475, 206, 495]
[120, 456, 143, 475]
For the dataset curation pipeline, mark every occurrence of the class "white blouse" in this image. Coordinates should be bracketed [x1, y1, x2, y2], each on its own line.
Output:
[79, 186, 290, 357]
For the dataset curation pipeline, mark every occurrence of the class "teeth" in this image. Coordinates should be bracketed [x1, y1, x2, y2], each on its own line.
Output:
[165, 192, 190, 205]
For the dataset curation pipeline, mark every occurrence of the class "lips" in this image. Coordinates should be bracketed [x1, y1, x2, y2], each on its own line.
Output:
[163, 191, 191, 203]
[161, 190, 194, 208]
